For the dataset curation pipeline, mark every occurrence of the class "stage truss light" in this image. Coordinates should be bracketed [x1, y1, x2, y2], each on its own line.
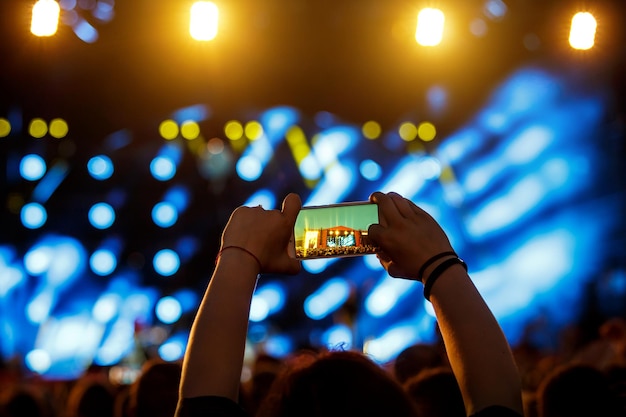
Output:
[31, 0, 60, 37]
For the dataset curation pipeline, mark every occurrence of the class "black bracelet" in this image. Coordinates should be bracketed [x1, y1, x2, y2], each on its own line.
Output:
[417, 251, 457, 282]
[423, 257, 468, 301]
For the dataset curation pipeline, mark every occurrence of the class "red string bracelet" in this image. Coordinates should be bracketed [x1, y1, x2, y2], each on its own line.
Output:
[216, 246, 262, 271]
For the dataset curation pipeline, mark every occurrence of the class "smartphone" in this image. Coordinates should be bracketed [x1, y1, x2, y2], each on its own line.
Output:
[294, 201, 379, 260]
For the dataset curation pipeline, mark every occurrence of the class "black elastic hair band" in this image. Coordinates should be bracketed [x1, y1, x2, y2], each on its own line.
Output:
[417, 251, 457, 283]
[423, 257, 468, 301]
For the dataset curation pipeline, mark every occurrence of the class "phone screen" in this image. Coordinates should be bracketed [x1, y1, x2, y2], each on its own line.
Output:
[294, 201, 379, 259]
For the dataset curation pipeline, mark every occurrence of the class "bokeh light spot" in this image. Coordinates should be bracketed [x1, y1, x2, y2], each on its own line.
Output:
[87, 155, 114, 180]
[0, 118, 10, 137]
[150, 156, 176, 181]
[360, 159, 382, 181]
[244, 121, 263, 140]
[155, 296, 182, 324]
[207, 138, 224, 155]
[21, 203, 47, 229]
[236, 155, 262, 181]
[470, 18, 488, 37]
[88, 202, 115, 229]
[418, 122, 437, 141]
[159, 120, 179, 140]
[180, 120, 200, 140]
[49, 118, 69, 138]
[29, 118, 48, 138]
[159, 339, 185, 362]
[25, 349, 51, 374]
[20, 154, 47, 181]
[362, 121, 381, 139]
[90, 249, 117, 276]
[152, 202, 178, 228]
[224, 120, 244, 140]
[153, 249, 180, 276]
[399, 122, 418, 142]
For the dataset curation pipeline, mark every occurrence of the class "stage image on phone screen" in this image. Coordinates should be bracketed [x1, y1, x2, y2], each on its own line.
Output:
[294, 202, 379, 259]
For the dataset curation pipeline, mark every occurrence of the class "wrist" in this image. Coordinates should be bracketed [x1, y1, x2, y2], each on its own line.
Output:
[216, 246, 262, 274]
[422, 256, 468, 301]
[418, 251, 458, 283]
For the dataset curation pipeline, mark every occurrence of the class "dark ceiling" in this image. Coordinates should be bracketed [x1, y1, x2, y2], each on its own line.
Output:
[3, 0, 624, 141]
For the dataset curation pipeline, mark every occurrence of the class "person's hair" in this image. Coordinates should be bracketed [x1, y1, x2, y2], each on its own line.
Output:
[241, 353, 284, 415]
[130, 359, 182, 417]
[0, 385, 48, 417]
[113, 385, 132, 417]
[256, 349, 418, 417]
[536, 362, 622, 417]
[403, 366, 465, 417]
[393, 343, 444, 384]
[65, 379, 115, 417]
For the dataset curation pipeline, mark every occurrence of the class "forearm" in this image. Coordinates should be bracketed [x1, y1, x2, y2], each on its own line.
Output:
[179, 252, 259, 401]
[429, 265, 523, 415]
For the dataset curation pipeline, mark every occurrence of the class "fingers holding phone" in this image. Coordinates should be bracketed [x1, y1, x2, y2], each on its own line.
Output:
[220, 193, 302, 275]
[368, 192, 455, 281]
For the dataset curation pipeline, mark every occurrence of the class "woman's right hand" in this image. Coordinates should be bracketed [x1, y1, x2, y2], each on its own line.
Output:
[220, 193, 302, 275]
[367, 191, 455, 282]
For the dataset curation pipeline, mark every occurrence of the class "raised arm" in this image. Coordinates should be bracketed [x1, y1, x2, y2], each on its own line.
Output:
[367, 192, 523, 416]
[177, 194, 302, 406]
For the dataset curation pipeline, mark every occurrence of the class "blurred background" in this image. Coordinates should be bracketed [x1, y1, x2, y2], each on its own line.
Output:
[0, 0, 625, 382]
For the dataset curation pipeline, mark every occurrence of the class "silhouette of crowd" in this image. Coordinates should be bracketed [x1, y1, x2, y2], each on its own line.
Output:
[2, 314, 626, 417]
[0, 358, 181, 417]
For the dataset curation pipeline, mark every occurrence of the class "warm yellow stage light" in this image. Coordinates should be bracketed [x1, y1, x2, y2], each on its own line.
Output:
[415, 8, 445, 47]
[49, 118, 69, 138]
[29, 118, 48, 138]
[569, 12, 597, 50]
[362, 121, 381, 140]
[0, 118, 11, 138]
[181, 121, 200, 140]
[417, 122, 437, 142]
[190, 1, 219, 41]
[31, 0, 60, 37]
[399, 122, 418, 142]
[224, 121, 244, 140]
[244, 121, 264, 140]
[159, 120, 179, 140]
[286, 126, 311, 164]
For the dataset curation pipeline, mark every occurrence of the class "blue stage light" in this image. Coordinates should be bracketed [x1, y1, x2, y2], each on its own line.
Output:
[90, 248, 117, 276]
[156, 296, 183, 324]
[152, 202, 178, 228]
[153, 249, 180, 276]
[304, 278, 350, 320]
[88, 202, 115, 229]
[88, 155, 114, 180]
[20, 154, 46, 181]
[21, 202, 47, 229]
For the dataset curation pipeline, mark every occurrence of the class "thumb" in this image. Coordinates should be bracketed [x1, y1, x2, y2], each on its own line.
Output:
[281, 193, 302, 223]
[367, 223, 385, 246]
